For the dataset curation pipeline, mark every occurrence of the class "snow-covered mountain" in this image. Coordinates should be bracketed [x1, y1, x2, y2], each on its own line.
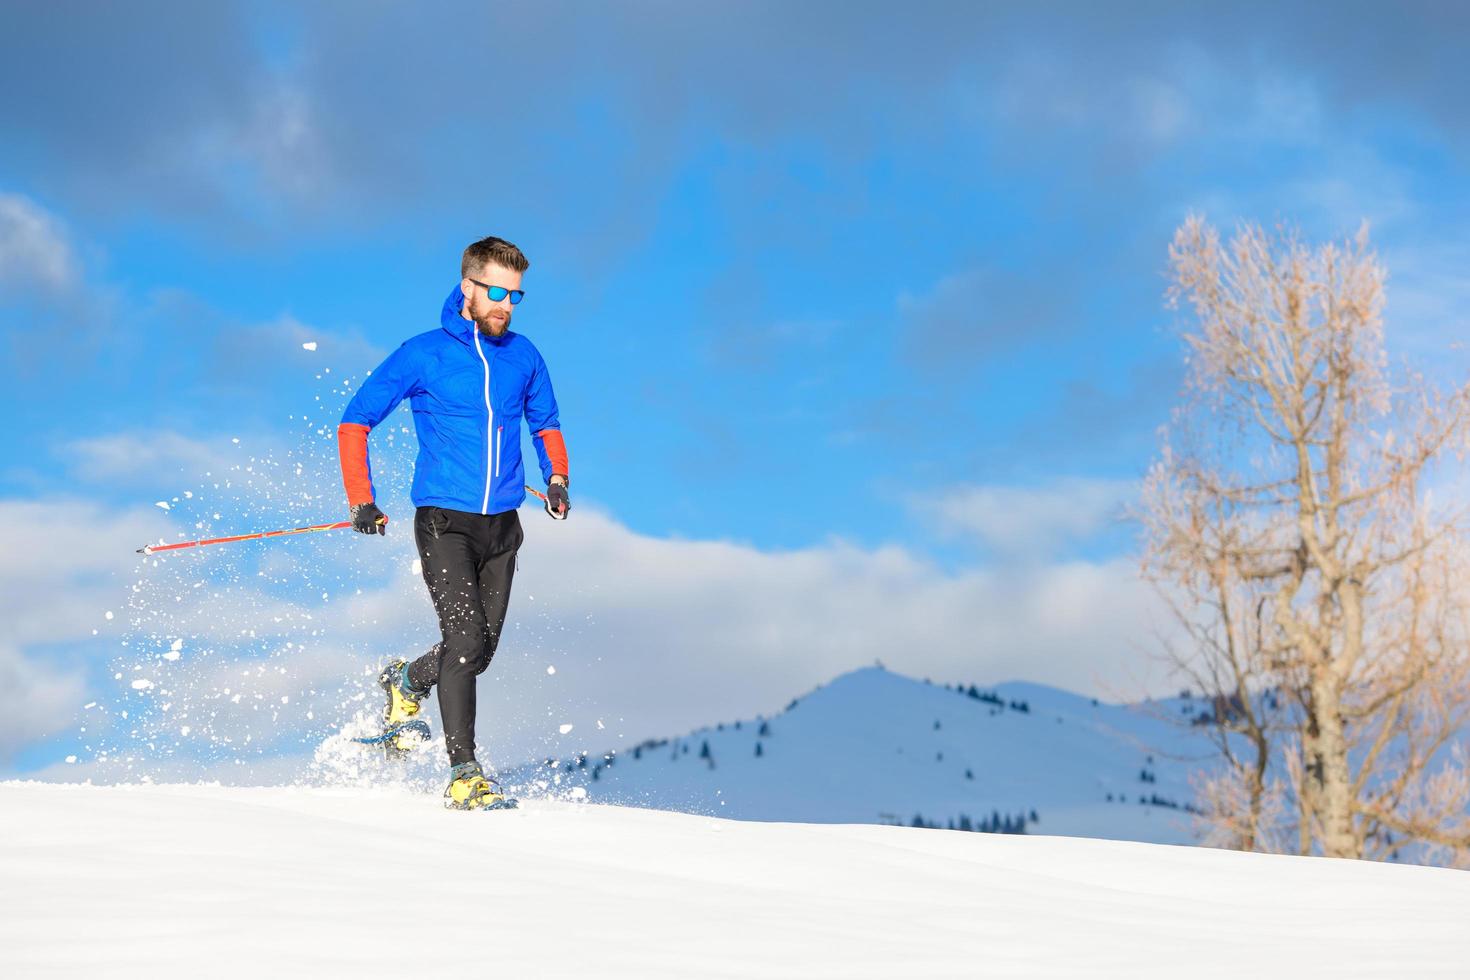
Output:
[5, 783, 1466, 979]
[509, 665, 1217, 846]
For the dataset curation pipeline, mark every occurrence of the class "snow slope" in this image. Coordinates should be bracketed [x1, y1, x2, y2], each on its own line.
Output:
[3, 782, 1466, 979]
[523, 666, 1216, 845]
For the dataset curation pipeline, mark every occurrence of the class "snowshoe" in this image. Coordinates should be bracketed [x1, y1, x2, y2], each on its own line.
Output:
[380, 659, 427, 726]
[382, 658, 429, 753]
[351, 659, 431, 756]
[351, 719, 431, 749]
[444, 762, 518, 811]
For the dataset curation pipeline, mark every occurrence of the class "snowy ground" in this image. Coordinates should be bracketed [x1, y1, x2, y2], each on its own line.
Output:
[3, 784, 1467, 979]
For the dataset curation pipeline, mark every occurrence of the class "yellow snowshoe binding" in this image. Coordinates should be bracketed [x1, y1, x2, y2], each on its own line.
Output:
[378, 659, 428, 753]
[445, 762, 518, 811]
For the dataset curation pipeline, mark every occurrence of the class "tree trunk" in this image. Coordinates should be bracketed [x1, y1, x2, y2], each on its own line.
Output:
[1310, 671, 1360, 857]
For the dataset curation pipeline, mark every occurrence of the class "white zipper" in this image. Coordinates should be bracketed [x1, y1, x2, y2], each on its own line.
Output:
[495, 425, 503, 479]
[473, 330, 495, 514]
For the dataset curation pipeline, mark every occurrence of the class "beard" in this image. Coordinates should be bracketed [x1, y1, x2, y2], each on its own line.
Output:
[474, 309, 512, 337]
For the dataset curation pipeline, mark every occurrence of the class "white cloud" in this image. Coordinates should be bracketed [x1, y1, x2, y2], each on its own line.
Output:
[491, 506, 1169, 747]
[981, 49, 1206, 160]
[0, 499, 174, 758]
[2, 483, 1171, 775]
[0, 645, 85, 756]
[0, 500, 173, 646]
[0, 193, 75, 294]
[1380, 240, 1470, 358]
[66, 432, 249, 485]
[915, 477, 1136, 558]
[1126, 75, 1192, 148]
[239, 82, 329, 200]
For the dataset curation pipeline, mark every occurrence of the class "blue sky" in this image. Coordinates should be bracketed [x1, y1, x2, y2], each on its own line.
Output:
[3, 2, 1469, 778]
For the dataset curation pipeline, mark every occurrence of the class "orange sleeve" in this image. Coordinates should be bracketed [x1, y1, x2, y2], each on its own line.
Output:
[537, 429, 569, 479]
[337, 423, 374, 505]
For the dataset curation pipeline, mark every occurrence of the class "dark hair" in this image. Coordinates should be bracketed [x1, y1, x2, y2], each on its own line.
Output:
[462, 236, 530, 278]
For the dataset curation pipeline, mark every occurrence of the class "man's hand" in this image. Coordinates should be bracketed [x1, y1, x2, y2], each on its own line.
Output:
[351, 502, 388, 535]
[545, 479, 570, 521]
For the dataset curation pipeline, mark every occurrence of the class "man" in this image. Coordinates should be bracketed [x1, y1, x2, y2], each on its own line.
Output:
[337, 235, 570, 810]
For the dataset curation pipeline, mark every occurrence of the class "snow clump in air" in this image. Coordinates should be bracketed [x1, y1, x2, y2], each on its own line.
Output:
[79, 368, 442, 786]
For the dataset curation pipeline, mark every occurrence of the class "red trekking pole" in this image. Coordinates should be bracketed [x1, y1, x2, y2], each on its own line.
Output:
[136, 486, 551, 555]
[136, 519, 366, 555]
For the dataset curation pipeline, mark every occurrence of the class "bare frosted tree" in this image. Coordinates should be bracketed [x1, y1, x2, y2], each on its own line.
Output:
[1141, 216, 1470, 863]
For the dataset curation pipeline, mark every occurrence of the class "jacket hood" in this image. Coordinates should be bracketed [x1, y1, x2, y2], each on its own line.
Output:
[440, 282, 471, 340]
[440, 282, 514, 346]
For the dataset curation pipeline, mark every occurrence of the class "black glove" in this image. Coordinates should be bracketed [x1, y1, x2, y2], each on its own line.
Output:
[351, 502, 388, 535]
[545, 481, 570, 521]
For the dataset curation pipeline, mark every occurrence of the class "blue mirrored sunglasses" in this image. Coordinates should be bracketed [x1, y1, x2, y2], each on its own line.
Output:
[467, 277, 525, 305]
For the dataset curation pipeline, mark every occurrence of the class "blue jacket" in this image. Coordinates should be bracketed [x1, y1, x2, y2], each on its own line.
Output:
[339, 283, 563, 515]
